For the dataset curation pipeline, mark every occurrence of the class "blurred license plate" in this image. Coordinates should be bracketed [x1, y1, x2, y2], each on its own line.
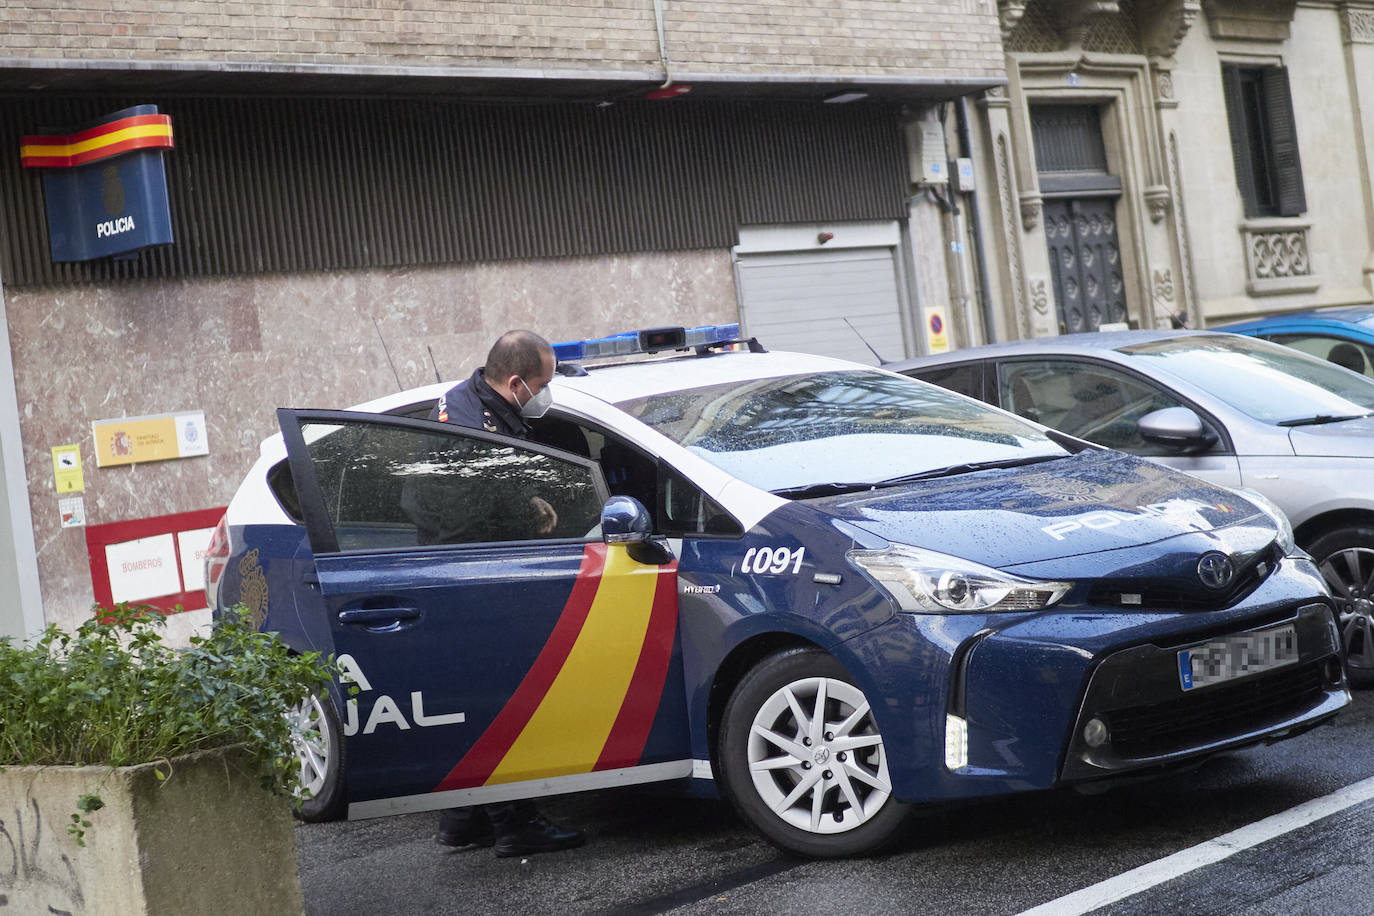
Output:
[1178, 624, 1298, 691]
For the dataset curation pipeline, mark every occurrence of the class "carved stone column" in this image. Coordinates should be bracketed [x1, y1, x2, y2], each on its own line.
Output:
[1141, 1, 1201, 327]
[981, 86, 1046, 339]
[1342, 3, 1374, 294]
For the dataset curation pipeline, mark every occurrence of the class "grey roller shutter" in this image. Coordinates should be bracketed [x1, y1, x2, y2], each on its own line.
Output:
[735, 248, 904, 365]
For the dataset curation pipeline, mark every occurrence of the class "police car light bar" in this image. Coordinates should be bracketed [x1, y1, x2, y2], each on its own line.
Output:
[553, 324, 742, 361]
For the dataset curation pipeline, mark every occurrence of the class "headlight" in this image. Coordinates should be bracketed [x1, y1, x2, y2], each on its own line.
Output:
[1233, 487, 1298, 556]
[848, 543, 1071, 613]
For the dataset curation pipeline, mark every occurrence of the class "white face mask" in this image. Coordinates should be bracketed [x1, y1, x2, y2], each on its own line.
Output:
[518, 377, 553, 419]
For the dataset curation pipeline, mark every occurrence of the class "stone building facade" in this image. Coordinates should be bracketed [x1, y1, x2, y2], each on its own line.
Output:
[966, 0, 1374, 343]
[0, 1, 1006, 639]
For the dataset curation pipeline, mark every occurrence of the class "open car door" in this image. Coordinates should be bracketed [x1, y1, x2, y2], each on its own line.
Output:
[277, 408, 691, 818]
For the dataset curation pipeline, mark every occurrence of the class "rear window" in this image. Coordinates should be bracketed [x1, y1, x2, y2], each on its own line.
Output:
[904, 362, 984, 400]
[267, 459, 303, 522]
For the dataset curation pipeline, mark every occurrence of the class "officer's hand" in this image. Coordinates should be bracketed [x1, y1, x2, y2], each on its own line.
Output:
[530, 496, 557, 534]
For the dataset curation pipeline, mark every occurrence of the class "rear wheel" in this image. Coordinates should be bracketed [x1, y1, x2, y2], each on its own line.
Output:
[1306, 526, 1374, 687]
[289, 690, 347, 822]
[717, 647, 909, 858]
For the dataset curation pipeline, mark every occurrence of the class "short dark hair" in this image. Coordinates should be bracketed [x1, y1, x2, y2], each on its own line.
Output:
[486, 330, 552, 382]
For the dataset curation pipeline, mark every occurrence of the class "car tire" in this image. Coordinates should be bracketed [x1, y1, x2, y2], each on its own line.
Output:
[717, 647, 910, 858]
[289, 689, 347, 822]
[1305, 525, 1374, 687]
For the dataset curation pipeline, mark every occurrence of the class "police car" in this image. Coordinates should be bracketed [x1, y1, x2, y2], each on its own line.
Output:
[207, 325, 1349, 858]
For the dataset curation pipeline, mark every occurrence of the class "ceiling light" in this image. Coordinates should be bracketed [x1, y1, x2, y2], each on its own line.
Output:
[824, 91, 869, 104]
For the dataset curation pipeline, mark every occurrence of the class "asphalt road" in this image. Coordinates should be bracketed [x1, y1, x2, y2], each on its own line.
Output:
[296, 688, 1374, 916]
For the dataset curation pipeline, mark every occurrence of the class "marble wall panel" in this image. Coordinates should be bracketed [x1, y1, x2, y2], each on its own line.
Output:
[6, 249, 738, 632]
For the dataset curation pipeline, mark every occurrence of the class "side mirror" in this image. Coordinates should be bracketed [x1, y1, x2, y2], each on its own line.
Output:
[601, 495, 673, 565]
[1137, 406, 1217, 453]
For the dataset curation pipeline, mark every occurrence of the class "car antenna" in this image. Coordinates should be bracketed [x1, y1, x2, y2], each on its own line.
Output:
[843, 317, 889, 365]
[427, 345, 443, 383]
[371, 316, 404, 392]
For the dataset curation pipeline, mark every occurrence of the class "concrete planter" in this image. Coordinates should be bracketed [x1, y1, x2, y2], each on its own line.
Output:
[0, 747, 304, 916]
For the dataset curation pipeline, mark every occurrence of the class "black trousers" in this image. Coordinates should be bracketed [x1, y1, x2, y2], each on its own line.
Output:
[439, 800, 536, 836]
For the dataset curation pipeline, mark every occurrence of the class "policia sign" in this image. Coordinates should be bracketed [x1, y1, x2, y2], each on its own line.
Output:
[20, 104, 174, 262]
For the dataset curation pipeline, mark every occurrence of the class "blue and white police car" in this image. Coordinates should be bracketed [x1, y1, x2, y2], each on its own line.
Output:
[207, 325, 1349, 858]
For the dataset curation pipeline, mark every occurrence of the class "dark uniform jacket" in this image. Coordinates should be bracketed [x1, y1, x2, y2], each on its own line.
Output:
[431, 368, 529, 438]
[403, 368, 543, 545]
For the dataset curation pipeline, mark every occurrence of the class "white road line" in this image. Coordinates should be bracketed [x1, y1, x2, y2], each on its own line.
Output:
[1014, 774, 1374, 916]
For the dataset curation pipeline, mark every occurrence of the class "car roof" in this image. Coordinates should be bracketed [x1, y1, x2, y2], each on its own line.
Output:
[881, 328, 1228, 372]
[260, 348, 876, 458]
[349, 349, 866, 415]
[1214, 306, 1374, 331]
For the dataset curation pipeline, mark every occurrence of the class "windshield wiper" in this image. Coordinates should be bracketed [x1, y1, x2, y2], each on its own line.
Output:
[872, 453, 1067, 485]
[1276, 412, 1371, 427]
[770, 481, 887, 499]
[769, 454, 1067, 499]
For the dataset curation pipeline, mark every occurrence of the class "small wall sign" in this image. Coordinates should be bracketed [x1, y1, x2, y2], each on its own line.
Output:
[51, 444, 84, 492]
[91, 410, 209, 468]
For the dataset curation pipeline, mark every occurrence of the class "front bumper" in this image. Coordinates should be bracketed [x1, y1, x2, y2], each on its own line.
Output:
[853, 554, 1350, 804]
[1059, 601, 1348, 782]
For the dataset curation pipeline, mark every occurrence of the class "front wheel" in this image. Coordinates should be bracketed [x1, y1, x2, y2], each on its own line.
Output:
[717, 647, 909, 858]
[1307, 525, 1374, 687]
[288, 690, 347, 822]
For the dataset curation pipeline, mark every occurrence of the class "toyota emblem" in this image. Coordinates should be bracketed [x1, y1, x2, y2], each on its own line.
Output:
[1197, 552, 1235, 589]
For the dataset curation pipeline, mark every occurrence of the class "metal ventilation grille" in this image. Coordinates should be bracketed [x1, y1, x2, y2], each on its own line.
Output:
[0, 95, 907, 288]
[1083, 0, 1143, 56]
[1107, 660, 1326, 759]
[1006, 0, 1062, 54]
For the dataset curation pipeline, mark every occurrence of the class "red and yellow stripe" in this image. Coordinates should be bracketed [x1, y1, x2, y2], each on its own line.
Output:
[20, 113, 173, 169]
[436, 543, 678, 790]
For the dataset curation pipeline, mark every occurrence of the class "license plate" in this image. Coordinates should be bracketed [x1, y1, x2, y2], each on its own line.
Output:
[1178, 624, 1298, 691]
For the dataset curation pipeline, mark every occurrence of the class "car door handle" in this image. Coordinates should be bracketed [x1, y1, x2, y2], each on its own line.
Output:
[338, 607, 421, 626]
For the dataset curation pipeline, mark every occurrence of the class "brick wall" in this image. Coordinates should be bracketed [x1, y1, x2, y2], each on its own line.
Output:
[0, 0, 1003, 78]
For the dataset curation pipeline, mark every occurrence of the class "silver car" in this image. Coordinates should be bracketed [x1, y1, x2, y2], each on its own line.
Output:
[887, 330, 1374, 681]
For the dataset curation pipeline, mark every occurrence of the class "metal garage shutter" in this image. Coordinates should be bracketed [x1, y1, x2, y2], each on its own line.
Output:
[735, 248, 906, 365]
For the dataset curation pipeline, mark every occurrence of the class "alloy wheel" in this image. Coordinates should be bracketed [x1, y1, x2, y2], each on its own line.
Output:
[745, 675, 892, 835]
[1319, 545, 1374, 671]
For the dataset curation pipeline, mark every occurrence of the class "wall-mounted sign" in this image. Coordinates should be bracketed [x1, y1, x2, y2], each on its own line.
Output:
[105, 533, 182, 604]
[84, 507, 226, 614]
[59, 496, 86, 528]
[924, 306, 950, 354]
[20, 104, 174, 262]
[92, 410, 208, 468]
[51, 444, 84, 492]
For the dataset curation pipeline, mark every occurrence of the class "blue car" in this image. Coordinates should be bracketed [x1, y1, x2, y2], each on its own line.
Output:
[206, 325, 1348, 858]
[1216, 306, 1374, 378]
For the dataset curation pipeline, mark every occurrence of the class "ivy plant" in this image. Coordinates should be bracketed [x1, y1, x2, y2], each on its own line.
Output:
[0, 603, 336, 844]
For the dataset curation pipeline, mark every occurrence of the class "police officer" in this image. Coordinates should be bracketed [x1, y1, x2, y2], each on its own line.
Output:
[429, 329, 585, 857]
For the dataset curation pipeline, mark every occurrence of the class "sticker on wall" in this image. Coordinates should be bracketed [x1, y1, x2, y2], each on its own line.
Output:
[924, 307, 950, 354]
[59, 496, 86, 528]
[51, 444, 85, 492]
[91, 410, 209, 468]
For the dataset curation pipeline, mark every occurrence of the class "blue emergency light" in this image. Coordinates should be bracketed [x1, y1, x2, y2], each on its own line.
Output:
[553, 324, 742, 362]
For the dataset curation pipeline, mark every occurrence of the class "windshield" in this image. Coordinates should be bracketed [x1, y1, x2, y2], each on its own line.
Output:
[615, 370, 1066, 494]
[1119, 335, 1374, 424]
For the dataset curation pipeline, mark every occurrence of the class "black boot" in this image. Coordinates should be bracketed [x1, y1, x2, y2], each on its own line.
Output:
[490, 801, 586, 858]
[435, 806, 495, 849]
